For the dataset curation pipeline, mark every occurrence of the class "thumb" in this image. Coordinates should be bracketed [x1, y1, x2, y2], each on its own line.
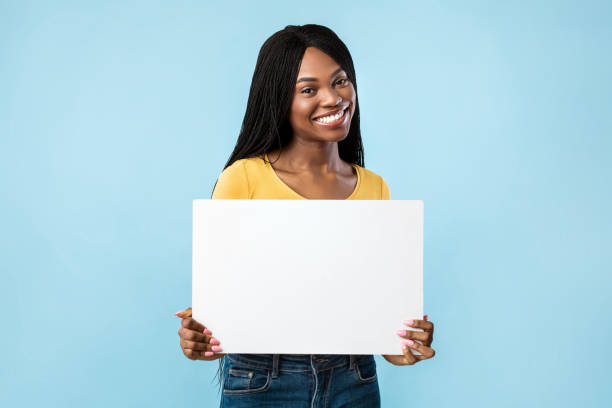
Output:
[174, 307, 193, 318]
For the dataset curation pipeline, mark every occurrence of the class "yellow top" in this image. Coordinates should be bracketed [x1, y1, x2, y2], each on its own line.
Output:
[212, 153, 390, 200]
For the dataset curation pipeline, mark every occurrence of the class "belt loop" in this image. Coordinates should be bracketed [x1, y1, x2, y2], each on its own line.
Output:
[272, 354, 280, 378]
[349, 355, 357, 370]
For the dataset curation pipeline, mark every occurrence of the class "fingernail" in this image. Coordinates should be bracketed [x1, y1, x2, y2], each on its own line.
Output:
[396, 330, 406, 337]
[211, 345, 222, 352]
[402, 344, 408, 351]
[204, 351, 214, 357]
[174, 311, 182, 316]
[403, 339, 414, 346]
[403, 319, 414, 326]
[424, 315, 429, 321]
[209, 338, 220, 345]
[203, 328, 212, 335]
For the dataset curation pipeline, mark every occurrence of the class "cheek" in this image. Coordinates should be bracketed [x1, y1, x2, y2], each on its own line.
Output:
[290, 102, 315, 125]
[341, 89, 356, 115]
[345, 86, 356, 104]
[337, 86, 356, 108]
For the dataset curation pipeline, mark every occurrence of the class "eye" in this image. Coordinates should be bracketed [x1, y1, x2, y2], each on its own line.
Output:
[336, 78, 349, 86]
[301, 88, 314, 94]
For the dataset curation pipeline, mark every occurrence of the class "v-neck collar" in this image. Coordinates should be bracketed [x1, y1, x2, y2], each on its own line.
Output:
[263, 153, 361, 200]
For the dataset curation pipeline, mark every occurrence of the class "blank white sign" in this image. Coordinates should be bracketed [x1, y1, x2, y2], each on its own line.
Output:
[192, 199, 423, 355]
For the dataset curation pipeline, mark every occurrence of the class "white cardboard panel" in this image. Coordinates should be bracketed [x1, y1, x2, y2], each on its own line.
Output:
[192, 199, 423, 355]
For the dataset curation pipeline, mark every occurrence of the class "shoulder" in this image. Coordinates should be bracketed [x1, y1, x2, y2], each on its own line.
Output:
[220, 156, 268, 178]
[212, 156, 267, 199]
[353, 164, 391, 200]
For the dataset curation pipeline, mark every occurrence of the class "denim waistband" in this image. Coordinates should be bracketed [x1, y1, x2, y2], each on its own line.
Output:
[226, 354, 372, 376]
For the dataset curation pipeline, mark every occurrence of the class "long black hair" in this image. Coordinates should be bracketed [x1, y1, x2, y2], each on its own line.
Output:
[210, 23, 364, 394]
[210, 24, 364, 198]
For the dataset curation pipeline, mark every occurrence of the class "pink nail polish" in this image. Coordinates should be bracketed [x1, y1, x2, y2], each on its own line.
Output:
[403, 339, 414, 346]
[403, 319, 414, 326]
[204, 351, 214, 357]
[396, 330, 406, 337]
[211, 345, 222, 352]
[210, 338, 220, 345]
[174, 311, 182, 316]
[203, 328, 212, 335]
[424, 315, 429, 321]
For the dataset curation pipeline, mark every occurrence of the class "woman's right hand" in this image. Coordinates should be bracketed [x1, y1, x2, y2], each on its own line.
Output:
[176, 307, 225, 361]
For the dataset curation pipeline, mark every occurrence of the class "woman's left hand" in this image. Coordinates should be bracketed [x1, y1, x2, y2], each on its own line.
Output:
[382, 315, 435, 366]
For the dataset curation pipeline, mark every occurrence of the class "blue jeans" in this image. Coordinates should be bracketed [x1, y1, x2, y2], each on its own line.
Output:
[220, 354, 380, 408]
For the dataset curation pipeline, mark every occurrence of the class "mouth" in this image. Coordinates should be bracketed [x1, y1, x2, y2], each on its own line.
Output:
[312, 106, 350, 128]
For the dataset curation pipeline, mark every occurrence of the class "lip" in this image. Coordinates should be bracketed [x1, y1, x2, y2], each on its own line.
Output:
[312, 105, 349, 120]
[312, 106, 350, 128]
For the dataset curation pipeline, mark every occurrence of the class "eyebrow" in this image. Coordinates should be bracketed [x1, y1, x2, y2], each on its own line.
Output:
[296, 67, 344, 84]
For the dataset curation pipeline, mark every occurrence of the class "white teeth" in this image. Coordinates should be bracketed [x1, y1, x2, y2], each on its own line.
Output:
[315, 108, 346, 123]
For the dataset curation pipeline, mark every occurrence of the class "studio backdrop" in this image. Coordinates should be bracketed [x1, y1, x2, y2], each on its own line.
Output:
[1, 1, 611, 407]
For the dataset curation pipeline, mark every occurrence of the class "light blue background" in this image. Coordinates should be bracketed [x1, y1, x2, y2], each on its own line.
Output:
[1, 1, 611, 407]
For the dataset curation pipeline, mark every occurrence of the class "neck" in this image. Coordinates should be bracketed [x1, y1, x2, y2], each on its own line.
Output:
[270, 140, 343, 173]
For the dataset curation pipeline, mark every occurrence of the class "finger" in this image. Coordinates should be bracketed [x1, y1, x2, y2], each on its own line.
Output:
[396, 329, 430, 342]
[182, 340, 210, 352]
[401, 342, 418, 365]
[403, 319, 434, 332]
[174, 307, 193, 318]
[182, 317, 205, 332]
[179, 331, 222, 351]
[401, 329, 433, 346]
[202, 351, 227, 360]
[405, 339, 436, 359]
[178, 327, 213, 343]
[183, 348, 207, 360]
[181, 340, 223, 352]
[403, 350, 432, 362]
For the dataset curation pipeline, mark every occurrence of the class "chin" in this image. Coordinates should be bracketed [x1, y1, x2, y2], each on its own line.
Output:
[313, 132, 350, 143]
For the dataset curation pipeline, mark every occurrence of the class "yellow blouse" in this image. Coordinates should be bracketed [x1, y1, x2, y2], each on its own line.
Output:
[212, 153, 390, 200]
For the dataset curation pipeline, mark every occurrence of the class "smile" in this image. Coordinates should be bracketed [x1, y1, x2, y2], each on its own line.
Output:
[313, 106, 349, 127]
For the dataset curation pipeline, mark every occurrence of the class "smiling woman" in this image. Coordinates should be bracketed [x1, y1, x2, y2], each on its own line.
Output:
[293, 54, 354, 131]
[175, 24, 435, 407]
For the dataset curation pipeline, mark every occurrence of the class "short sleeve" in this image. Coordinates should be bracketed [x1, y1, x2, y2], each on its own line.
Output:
[381, 177, 390, 200]
[211, 160, 250, 199]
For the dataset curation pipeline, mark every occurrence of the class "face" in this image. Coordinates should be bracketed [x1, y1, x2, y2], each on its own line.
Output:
[289, 46, 356, 143]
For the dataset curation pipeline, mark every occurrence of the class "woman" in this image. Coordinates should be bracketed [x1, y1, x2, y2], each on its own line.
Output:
[176, 24, 436, 407]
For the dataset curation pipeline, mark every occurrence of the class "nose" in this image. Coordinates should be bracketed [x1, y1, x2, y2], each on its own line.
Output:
[320, 86, 342, 107]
